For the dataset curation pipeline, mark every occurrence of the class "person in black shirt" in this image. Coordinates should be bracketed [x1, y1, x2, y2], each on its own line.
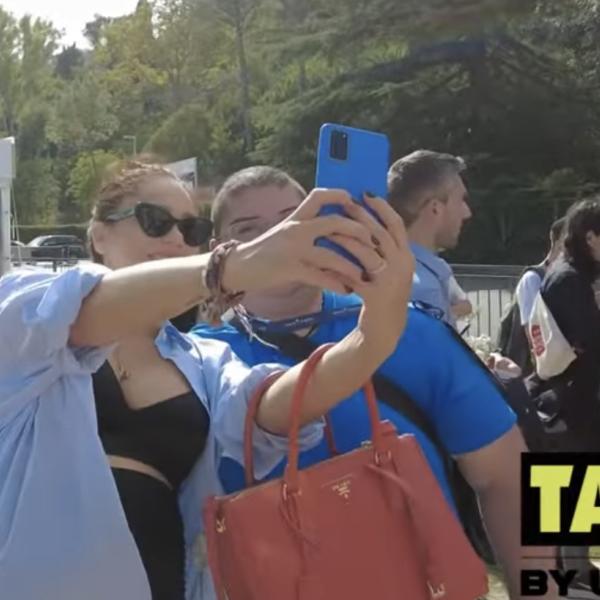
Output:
[538, 199, 600, 591]
[540, 199, 600, 450]
[88, 161, 215, 599]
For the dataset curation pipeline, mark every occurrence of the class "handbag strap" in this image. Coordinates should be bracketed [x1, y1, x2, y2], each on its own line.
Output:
[367, 462, 446, 594]
[282, 343, 385, 494]
[242, 343, 386, 493]
[255, 328, 450, 463]
[243, 370, 340, 488]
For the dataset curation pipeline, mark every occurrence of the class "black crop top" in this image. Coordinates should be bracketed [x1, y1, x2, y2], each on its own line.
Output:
[92, 362, 210, 489]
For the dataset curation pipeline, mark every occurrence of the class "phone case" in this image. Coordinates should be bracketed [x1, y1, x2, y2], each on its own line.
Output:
[315, 123, 390, 201]
[315, 123, 390, 267]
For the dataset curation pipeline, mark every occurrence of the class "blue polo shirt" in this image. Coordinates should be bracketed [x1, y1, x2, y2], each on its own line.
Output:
[411, 242, 454, 325]
[191, 292, 516, 510]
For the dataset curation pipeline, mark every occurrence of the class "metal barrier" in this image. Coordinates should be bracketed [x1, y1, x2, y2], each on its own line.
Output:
[10, 246, 88, 271]
[452, 264, 524, 340]
[9, 256, 88, 273]
[5, 255, 524, 340]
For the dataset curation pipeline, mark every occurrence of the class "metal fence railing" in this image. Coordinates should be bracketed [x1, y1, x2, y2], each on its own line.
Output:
[6, 256, 524, 340]
[10, 245, 89, 272]
[452, 264, 524, 340]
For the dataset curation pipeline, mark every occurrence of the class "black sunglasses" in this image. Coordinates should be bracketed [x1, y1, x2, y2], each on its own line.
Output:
[104, 202, 213, 247]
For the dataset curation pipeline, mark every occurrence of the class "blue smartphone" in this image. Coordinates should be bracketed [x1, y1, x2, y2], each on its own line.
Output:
[315, 123, 390, 267]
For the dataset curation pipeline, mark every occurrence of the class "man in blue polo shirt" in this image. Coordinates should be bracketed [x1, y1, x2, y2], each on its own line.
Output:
[192, 166, 558, 600]
[387, 150, 472, 327]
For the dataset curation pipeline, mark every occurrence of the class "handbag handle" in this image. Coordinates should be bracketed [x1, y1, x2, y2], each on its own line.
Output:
[243, 343, 387, 492]
[243, 361, 341, 488]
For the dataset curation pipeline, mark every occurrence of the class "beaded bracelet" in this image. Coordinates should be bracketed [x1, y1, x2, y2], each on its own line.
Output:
[199, 240, 246, 325]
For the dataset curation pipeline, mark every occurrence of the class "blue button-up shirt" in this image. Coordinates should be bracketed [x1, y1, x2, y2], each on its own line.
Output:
[410, 243, 454, 325]
[0, 265, 323, 600]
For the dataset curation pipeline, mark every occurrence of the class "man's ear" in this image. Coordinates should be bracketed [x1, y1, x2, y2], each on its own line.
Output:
[209, 238, 219, 251]
[425, 198, 441, 218]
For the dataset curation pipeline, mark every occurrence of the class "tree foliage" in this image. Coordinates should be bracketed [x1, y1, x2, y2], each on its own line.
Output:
[4, 0, 600, 264]
[68, 150, 121, 221]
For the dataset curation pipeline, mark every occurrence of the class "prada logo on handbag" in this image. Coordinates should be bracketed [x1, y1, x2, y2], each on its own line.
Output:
[331, 479, 352, 500]
[216, 518, 226, 533]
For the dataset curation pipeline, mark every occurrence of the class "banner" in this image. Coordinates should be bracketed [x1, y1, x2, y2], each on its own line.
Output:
[166, 157, 197, 190]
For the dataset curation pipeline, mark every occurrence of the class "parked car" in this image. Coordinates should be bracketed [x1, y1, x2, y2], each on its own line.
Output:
[28, 235, 87, 260]
[11, 240, 25, 247]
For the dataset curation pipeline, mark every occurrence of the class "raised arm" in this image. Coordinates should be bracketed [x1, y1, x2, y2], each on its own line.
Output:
[69, 190, 375, 348]
[255, 194, 415, 434]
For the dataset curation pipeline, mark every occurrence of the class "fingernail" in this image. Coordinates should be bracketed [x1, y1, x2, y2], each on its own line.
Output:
[371, 235, 381, 246]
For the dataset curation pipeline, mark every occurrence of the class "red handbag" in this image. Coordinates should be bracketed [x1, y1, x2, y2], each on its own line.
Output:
[204, 344, 489, 600]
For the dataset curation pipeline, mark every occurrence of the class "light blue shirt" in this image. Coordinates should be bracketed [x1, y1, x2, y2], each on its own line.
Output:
[0, 265, 323, 600]
[410, 242, 453, 324]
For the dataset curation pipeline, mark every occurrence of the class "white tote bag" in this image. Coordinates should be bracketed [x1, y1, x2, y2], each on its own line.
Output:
[528, 292, 577, 380]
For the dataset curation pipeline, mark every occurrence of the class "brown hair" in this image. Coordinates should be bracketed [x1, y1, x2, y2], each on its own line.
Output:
[88, 160, 180, 262]
[563, 198, 600, 277]
[387, 150, 466, 226]
[211, 166, 306, 237]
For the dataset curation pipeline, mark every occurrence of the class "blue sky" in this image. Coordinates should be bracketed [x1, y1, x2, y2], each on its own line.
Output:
[0, 0, 138, 47]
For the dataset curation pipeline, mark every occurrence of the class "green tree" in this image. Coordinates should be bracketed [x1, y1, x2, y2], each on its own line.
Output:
[68, 150, 121, 221]
[14, 16, 60, 161]
[202, 0, 263, 151]
[0, 9, 20, 136]
[0, 11, 58, 137]
[0, 10, 62, 226]
[146, 102, 244, 179]
[55, 45, 85, 80]
[13, 159, 60, 224]
[47, 73, 119, 155]
[2, 0, 600, 267]
[83, 15, 115, 48]
[91, 2, 164, 143]
[153, 0, 215, 109]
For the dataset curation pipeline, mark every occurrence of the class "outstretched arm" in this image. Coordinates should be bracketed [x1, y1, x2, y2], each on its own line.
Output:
[69, 190, 374, 347]
[256, 194, 415, 434]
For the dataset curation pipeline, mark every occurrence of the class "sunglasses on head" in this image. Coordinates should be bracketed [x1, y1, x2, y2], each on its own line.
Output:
[104, 202, 213, 247]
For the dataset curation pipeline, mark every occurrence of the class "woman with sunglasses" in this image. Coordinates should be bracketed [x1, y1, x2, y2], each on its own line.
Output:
[86, 162, 217, 600]
[0, 161, 414, 600]
[89, 164, 214, 333]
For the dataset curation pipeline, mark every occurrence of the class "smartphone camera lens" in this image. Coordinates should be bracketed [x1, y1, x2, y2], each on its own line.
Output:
[330, 130, 348, 161]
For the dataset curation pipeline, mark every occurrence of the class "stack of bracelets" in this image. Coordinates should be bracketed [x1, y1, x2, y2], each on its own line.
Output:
[199, 240, 246, 326]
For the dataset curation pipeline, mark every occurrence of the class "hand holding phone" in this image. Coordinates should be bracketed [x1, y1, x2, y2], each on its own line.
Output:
[315, 123, 390, 267]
